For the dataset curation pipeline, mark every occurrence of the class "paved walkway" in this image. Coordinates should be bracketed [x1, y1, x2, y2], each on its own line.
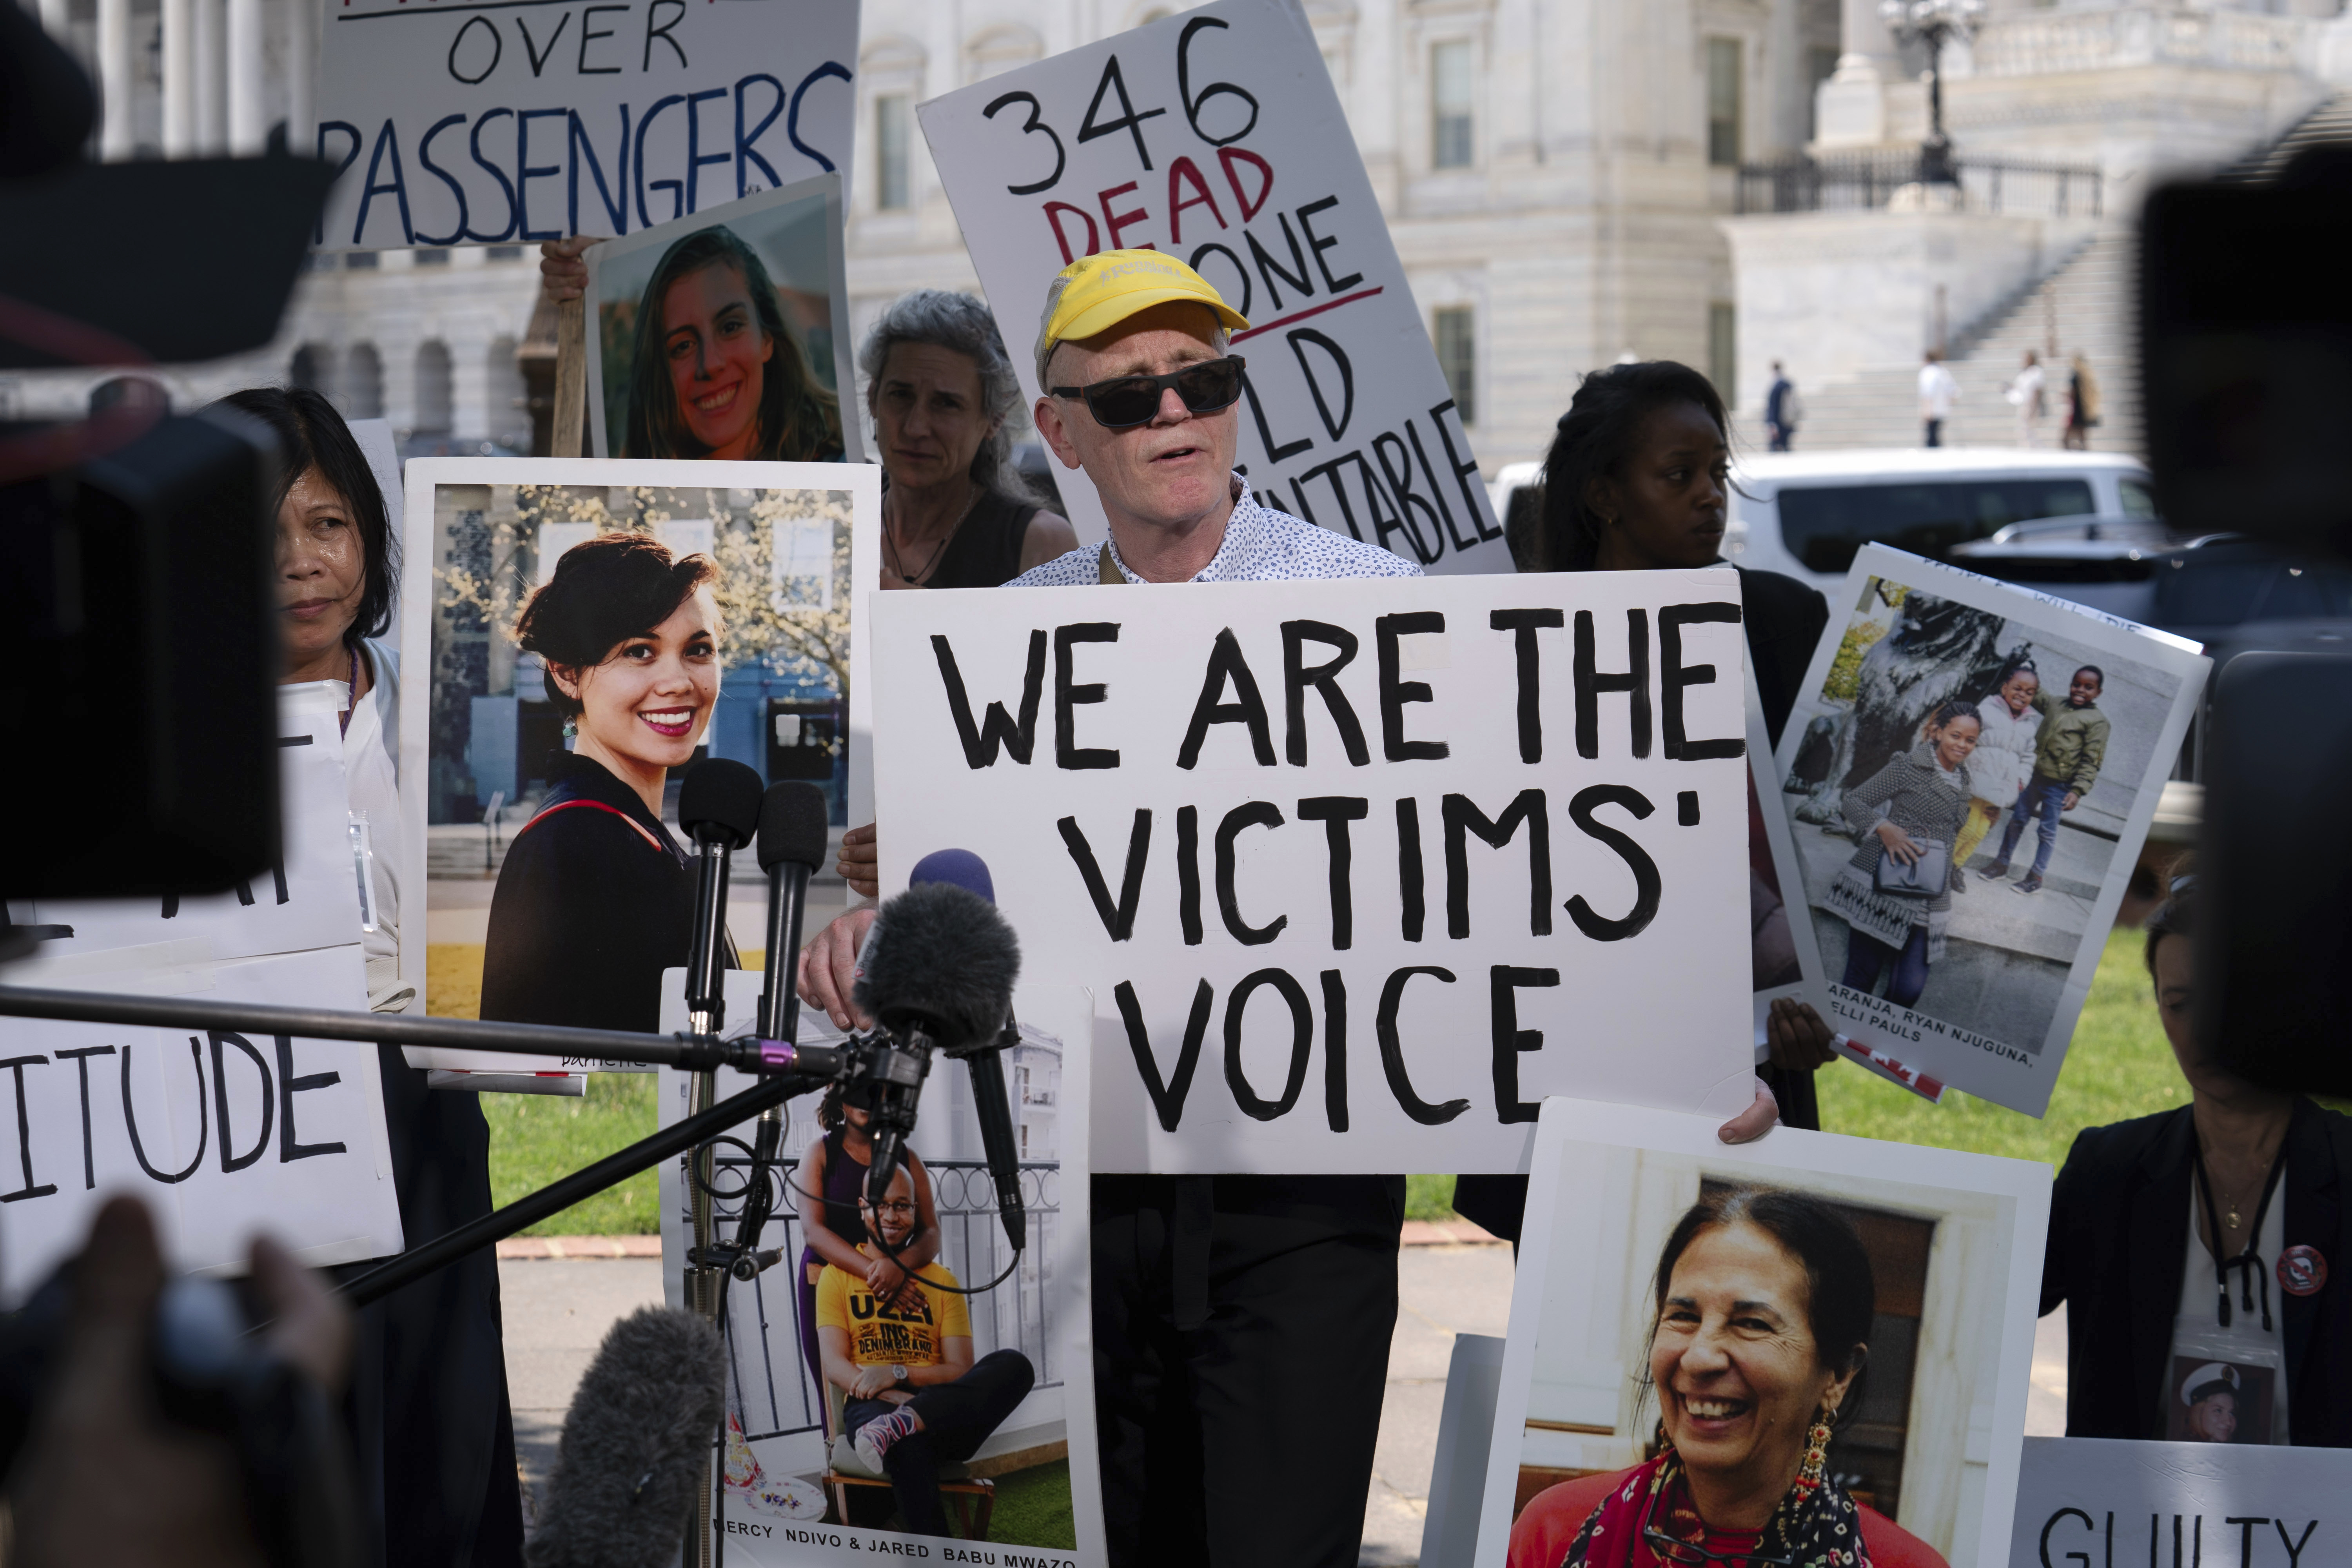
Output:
[498, 1241, 2073, 1564]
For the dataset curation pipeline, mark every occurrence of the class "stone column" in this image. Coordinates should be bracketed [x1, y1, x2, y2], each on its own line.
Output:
[287, 0, 315, 156]
[227, 0, 265, 152]
[1815, 0, 1901, 149]
[161, 0, 196, 158]
[97, 0, 133, 158]
[194, 0, 227, 153]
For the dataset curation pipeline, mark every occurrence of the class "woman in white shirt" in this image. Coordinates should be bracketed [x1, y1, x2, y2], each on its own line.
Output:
[221, 387, 525, 1568]
[1954, 661, 2043, 889]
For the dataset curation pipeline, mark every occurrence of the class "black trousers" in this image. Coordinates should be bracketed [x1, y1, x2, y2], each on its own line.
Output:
[1093, 1174, 1403, 1568]
[846, 1348, 1035, 1538]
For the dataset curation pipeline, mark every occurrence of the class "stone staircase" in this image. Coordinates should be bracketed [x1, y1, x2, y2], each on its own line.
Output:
[1766, 227, 2141, 456]
[2218, 87, 2352, 181]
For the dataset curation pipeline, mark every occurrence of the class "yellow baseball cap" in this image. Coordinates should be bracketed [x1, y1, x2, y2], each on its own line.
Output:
[1034, 250, 1250, 387]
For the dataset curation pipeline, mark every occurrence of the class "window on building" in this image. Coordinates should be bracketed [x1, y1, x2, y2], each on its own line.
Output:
[290, 343, 333, 394]
[345, 251, 379, 270]
[1431, 40, 1473, 169]
[486, 335, 526, 451]
[877, 93, 911, 211]
[416, 248, 450, 266]
[345, 343, 383, 420]
[1434, 307, 1475, 427]
[486, 245, 524, 261]
[414, 341, 454, 432]
[1806, 46, 1840, 143]
[1708, 303, 1736, 407]
[1707, 38, 1742, 167]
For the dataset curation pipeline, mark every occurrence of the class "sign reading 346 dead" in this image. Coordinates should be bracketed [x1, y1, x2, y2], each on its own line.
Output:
[918, 0, 1510, 573]
[871, 573, 1757, 1173]
[314, 0, 857, 250]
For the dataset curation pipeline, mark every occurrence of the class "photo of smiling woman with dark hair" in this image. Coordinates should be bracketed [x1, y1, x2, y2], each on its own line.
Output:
[1510, 1185, 1947, 1568]
[477, 532, 734, 1034]
[619, 223, 844, 464]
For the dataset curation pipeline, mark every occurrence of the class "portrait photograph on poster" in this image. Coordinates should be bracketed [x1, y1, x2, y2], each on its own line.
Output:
[1772, 545, 2208, 1114]
[403, 457, 879, 1077]
[656, 975, 1102, 1565]
[1472, 1098, 2049, 1568]
[584, 175, 860, 466]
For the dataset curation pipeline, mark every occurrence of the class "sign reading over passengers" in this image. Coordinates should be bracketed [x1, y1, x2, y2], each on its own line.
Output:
[313, 0, 857, 251]
[917, 0, 1512, 574]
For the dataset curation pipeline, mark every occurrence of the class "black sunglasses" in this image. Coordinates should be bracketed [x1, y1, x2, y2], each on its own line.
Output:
[1048, 356, 1247, 429]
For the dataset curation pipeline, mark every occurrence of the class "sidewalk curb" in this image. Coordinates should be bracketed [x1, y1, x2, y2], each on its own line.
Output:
[1400, 1219, 1505, 1247]
[496, 1235, 663, 1259]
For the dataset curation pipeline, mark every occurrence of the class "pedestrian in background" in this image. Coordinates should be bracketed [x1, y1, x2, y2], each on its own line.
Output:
[2008, 349, 2047, 448]
[2063, 350, 2101, 450]
[1918, 350, 1958, 447]
[1764, 359, 1799, 452]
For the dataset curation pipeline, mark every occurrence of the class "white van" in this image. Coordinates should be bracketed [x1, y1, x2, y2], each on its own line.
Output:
[1487, 449, 2154, 591]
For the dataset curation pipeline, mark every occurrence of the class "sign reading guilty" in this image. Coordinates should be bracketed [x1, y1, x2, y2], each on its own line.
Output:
[313, 0, 857, 250]
[870, 573, 1758, 1173]
[916, 0, 1512, 575]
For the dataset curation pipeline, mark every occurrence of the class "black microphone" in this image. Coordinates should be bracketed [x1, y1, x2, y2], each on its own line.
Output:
[850, 868, 1022, 1234]
[754, 782, 830, 1043]
[907, 851, 1027, 1254]
[677, 759, 762, 1034]
[522, 1307, 726, 1568]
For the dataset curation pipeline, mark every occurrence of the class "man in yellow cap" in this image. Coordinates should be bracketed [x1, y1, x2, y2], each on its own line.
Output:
[1012, 249, 1422, 586]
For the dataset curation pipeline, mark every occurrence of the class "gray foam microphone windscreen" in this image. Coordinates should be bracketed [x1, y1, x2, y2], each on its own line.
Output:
[851, 880, 1021, 1051]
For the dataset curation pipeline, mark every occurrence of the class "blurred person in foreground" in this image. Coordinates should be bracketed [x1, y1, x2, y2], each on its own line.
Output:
[2039, 865, 2352, 1444]
[7, 1198, 354, 1568]
[1508, 1186, 1944, 1568]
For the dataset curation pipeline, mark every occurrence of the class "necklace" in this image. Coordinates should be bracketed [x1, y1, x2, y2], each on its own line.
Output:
[884, 485, 980, 584]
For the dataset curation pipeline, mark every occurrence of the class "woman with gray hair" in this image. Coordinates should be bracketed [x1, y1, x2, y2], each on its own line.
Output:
[861, 288, 1075, 590]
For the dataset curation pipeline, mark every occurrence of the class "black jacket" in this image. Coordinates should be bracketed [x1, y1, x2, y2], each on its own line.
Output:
[1733, 563, 1829, 753]
[2041, 1097, 2352, 1445]
[479, 752, 714, 1034]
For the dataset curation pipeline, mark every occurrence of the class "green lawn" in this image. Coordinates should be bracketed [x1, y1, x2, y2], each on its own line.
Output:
[488, 930, 2183, 1234]
[1410, 925, 2185, 1222]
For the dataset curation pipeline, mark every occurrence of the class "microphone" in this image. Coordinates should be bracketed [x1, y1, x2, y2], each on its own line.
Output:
[849, 875, 1020, 1216]
[755, 782, 831, 1043]
[522, 1307, 726, 1568]
[677, 759, 763, 1034]
[737, 782, 830, 1261]
[862, 852, 1027, 1252]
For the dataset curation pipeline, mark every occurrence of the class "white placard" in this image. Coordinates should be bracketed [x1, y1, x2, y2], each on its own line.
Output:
[2006, 1437, 2344, 1568]
[0, 944, 403, 1300]
[657, 972, 1104, 1566]
[312, 0, 858, 250]
[1474, 1098, 2050, 1568]
[1770, 545, 2210, 1115]
[871, 571, 1757, 1173]
[29, 683, 367, 965]
[916, 0, 1511, 573]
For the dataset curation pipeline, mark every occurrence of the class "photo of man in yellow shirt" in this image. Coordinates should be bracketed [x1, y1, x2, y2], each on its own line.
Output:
[815, 1156, 1035, 1537]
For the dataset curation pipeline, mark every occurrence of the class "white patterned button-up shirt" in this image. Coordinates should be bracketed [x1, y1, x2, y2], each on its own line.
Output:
[1010, 474, 1423, 586]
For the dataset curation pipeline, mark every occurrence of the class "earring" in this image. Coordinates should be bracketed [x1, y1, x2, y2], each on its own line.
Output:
[1794, 1408, 1833, 1493]
[561, 716, 578, 741]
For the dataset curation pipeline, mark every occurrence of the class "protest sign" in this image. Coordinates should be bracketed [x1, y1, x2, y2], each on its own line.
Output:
[870, 571, 1757, 1174]
[409, 458, 879, 1077]
[2007, 1437, 2342, 1568]
[313, 0, 857, 250]
[583, 174, 860, 464]
[657, 973, 1102, 1565]
[0, 942, 403, 1299]
[1771, 545, 2208, 1115]
[1745, 664, 1827, 1051]
[916, 0, 1511, 573]
[1474, 1098, 2049, 1568]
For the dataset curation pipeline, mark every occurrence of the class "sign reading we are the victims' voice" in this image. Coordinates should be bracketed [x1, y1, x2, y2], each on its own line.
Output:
[313, 0, 856, 249]
[871, 573, 1758, 1174]
[918, 0, 1511, 575]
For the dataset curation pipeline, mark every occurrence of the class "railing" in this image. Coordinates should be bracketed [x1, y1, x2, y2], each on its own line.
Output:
[1963, 7, 2312, 78]
[1735, 152, 2102, 219]
[713, 1157, 1062, 1444]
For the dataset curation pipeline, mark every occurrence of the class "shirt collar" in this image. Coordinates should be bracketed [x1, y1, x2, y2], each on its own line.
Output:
[1102, 473, 1256, 584]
